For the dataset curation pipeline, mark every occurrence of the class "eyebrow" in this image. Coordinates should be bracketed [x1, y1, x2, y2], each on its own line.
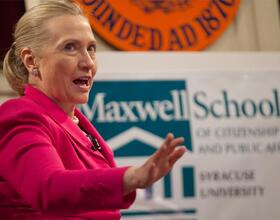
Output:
[58, 38, 97, 46]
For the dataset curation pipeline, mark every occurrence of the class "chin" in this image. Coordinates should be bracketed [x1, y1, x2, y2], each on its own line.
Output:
[75, 96, 89, 104]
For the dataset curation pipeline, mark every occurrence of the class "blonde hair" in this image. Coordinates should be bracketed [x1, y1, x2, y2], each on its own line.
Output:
[3, 0, 86, 95]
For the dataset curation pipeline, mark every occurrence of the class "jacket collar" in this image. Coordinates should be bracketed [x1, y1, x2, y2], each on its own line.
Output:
[24, 85, 115, 167]
[75, 109, 115, 167]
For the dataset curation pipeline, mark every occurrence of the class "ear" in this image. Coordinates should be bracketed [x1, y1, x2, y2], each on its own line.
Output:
[20, 47, 37, 73]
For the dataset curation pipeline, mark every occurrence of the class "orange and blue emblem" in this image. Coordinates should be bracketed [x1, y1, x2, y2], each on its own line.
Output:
[76, 0, 240, 51]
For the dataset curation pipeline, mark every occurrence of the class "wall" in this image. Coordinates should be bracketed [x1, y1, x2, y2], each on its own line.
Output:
[23, 0, 280, 51]
[1, 0, 280, 102]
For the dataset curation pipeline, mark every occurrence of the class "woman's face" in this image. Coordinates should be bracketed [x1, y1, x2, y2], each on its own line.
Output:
[35, 15, 97, 109]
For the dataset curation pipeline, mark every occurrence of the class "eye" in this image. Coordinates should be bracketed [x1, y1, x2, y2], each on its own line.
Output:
[64, 43, 76, 51]
[87, 44, 96, 53]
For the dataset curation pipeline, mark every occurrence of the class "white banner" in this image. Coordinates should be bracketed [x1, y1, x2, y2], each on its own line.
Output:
[80, 52, 280, 220]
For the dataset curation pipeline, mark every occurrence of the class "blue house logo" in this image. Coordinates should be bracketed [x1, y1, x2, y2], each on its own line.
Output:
[81, 80, 192, 155]
[81, 80, 196, 218]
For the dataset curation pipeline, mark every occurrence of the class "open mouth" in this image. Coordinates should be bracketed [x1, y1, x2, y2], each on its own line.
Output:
[73, 76, 91, 87]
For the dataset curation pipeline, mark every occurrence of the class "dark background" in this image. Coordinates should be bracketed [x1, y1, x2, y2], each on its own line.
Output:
[0, 0, 25, 63]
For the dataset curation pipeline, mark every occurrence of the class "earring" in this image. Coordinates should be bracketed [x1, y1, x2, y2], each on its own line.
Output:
[31, 68, 39, 77]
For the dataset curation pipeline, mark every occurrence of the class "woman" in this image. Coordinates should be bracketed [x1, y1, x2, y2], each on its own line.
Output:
[0, 0, 186, 219]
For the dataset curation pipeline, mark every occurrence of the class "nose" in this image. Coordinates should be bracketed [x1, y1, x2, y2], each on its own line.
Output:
[79, 50, 96, 72]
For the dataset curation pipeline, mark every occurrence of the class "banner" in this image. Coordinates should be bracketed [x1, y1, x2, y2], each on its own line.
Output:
[80, 52, 280, 220]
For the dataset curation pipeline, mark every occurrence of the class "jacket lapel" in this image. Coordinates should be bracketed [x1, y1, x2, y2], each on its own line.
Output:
[25, 85, 115, 167]
[75, 109, 116, 168]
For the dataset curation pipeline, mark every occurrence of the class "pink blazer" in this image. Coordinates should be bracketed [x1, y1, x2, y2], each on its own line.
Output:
[0, 85, 136, 219]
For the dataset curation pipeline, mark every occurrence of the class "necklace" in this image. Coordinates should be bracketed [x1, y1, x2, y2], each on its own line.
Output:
[72, 115, 79, 124]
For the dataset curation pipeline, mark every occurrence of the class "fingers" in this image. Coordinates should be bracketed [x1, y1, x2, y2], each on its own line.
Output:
[149, 144, 167, 163]
[150, 133, 173, 162]
[168, 146, 186, 166]
[164, 132, 174, 147]
[150, 133, 184, 163]
[166, 136, 184, 154]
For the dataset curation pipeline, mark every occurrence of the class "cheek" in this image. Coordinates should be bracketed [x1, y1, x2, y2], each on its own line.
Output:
[92, 59, 98, 76]
[40, 57, 74, 80]
[55, 59, 75, 76]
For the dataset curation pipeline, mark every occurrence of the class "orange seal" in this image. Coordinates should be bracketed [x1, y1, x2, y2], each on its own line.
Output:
[76, 0, 240, 51]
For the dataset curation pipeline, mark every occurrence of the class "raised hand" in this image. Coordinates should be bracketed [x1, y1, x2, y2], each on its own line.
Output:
[123, 133, 186, 195]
